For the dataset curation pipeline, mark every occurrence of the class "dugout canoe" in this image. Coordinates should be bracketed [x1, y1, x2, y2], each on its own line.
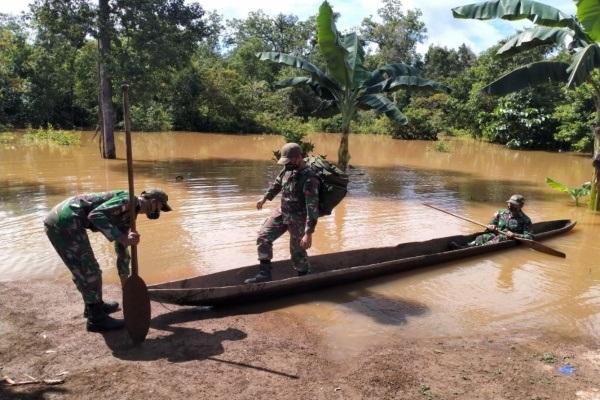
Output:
[147, 219, 575, 306]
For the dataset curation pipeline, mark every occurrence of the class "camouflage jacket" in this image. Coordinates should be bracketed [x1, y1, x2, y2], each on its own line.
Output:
[489, 208, 533, 239]
[264, 166, 320, 233]
[45, 190, 136, 272]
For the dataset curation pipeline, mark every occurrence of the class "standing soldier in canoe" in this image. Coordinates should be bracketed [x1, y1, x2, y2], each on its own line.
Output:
[44, 189, 172, 332]
[245, 142, 320, 283]
[466, 194, 533, 247]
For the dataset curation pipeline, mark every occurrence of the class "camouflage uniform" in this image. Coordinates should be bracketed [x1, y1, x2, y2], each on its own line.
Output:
[468, 208, 533, 246]
[43, 190, 135, 304]
[257, 166, 320, 273]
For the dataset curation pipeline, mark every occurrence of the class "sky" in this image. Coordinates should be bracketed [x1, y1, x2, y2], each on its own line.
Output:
[0, 0, 578, 54]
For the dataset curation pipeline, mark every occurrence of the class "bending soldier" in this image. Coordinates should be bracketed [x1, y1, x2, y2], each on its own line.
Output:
[44, 189, 172, 332]
[246, 143, 320, 284]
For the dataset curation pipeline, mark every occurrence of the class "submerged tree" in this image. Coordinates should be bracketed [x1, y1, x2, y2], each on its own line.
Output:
[452, 0, 600, 210]
[30, 0, 211, 158]
[257, 1, 448, 170]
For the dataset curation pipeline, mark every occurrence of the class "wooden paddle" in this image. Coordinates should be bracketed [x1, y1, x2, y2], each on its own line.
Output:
[121, 84, 151, 343]
[422, 203, 566, 258]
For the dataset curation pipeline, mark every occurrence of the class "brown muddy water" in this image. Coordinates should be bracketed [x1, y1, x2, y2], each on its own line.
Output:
[1, 131, 599, 359]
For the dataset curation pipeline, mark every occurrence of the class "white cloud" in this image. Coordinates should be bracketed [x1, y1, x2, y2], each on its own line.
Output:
[0, 0, 578, 54]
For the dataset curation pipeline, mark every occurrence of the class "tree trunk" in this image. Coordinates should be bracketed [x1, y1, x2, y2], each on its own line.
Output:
[337, 103, 354, 171]
[590, 124, 600, 211]
[98, 0, 115, 159]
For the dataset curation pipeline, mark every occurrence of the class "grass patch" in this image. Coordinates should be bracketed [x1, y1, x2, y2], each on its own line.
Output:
[0, 132, 17, 144]
[433, 141, 451, 153]
[23, 125, 80, 146]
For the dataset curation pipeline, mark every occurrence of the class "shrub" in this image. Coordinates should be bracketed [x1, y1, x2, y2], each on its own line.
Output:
[482, 92, 558, 149]
[23, 125, 80, 146]
[129, 101, 174, 132]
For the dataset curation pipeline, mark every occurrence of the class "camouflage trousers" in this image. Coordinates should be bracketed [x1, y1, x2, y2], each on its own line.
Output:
[44, 220, 104, 305]
[257, 209, 310, 273]
[468, 233, 509, 247]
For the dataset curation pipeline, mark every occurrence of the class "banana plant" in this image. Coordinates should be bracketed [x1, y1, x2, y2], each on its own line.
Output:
[452, 0, 600, 210]
[257, 1, 449, 171]
[545, 177, 592, 206]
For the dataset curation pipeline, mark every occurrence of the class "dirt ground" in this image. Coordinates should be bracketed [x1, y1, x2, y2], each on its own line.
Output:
[1, 280, 600, 400]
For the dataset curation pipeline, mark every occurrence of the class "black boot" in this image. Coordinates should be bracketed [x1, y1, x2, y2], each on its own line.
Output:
[83, 300, 120, 318]
[244, 261, 272, 284]
[86, 302, 125, 332]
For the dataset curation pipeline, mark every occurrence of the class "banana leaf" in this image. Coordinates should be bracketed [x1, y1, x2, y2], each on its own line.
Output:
[316, 1, 349, 88]
[275, 76, 336, 100]
[339, 32, 369, 89]
[363, 63, 421, 88]
[256, 52, 341, 92]
[482, 61, 569, 95]
[356, 93, 407, 124]
[576, 0, 600, 43]
[452, 0, 574, 28]
[545, 177, 570, 192]
[497, 26, 580, 56]
[566, 43, 600, 87]
[363, 76, 450, 96]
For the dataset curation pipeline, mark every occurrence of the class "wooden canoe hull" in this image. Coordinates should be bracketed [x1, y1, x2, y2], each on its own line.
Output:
[148, 220, 575, 306]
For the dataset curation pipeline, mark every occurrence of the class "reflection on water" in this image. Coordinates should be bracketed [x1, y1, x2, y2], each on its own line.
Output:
[2, 132, 600, 358]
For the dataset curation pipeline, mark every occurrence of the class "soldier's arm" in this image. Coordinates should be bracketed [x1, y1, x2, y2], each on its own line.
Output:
[486, 211, 500, 231]
[304, 176, 320, 234]
[516, 216, 533, 239]
[263, 169, 285, 201]
[88, 197, 129, 242]
[114, 241, 131, 279]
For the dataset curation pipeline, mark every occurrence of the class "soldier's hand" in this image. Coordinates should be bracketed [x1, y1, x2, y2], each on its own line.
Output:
[118, 231, 140, 246]
[486, 224, 496, 232]
[300, 233, 312, 250]
[505, 231, 515, 238]
[256, 198, 267, 210]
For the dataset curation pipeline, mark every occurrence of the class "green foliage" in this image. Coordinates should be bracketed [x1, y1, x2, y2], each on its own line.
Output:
[545, 177, 592, 206]
[433, 141, 451, 152]
[129, 102, 174, 132]
[0, 132, 16, 143]
[483, 92, 558, 149]
[23, 125, 80, 146]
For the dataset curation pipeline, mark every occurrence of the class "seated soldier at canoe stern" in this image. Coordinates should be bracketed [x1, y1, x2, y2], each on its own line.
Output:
[245, 142, 320, 284]
[453, 194, 533, 249]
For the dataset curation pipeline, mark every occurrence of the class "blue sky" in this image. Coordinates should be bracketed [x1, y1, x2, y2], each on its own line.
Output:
[0, 0, 578, 54]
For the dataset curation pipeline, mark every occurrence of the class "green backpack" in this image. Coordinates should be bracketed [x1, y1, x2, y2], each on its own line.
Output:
[303, 156, 349, 216]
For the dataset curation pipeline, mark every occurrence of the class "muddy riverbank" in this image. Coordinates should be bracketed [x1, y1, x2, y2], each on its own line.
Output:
[2, 280, 600, 400]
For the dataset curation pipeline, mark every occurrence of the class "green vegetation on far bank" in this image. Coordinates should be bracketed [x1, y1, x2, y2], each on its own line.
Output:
[0, 0, 597, 154]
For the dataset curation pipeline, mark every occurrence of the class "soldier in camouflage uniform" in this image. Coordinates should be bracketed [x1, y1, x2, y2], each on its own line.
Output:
[467, 194, 532, 247]
[245, 143, 320, 284]
[44, 189, 172, 332]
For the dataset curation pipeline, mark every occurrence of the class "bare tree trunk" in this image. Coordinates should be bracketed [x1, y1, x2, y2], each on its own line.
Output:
[591, 124, 600, 211]
[337, 102, 354, 171]
[98, 0, 115, 159]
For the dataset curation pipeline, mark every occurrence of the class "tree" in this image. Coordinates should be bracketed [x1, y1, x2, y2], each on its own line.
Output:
[227, 11, 314, 56]
[360, 0, 427, 67]
[257, 1, 448, 170]
[452, 0, 600, 210]
[30, 0, 212, 158]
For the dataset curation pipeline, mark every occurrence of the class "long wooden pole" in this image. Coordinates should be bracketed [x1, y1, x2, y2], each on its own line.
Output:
[422, 203, 566, 258]
[122, 84, 151, 343]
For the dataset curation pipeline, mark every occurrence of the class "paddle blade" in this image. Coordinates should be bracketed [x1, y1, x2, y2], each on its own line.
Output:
[123, 275, 151, 343]
[516, 238, 566, 258]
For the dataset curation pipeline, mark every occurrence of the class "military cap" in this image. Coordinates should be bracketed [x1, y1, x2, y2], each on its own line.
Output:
[277, 142, 302, 165]
[141, 189, 172, 211]
[506, 194, 525, 206]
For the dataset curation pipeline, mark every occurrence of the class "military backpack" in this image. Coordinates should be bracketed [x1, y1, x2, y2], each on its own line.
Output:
[302, 156, 349, 216]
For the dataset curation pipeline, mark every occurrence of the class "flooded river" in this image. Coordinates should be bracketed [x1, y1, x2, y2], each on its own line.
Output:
[1, 132, 599, 359]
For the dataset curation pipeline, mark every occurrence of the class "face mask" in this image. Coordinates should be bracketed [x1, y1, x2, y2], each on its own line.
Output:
[285, 163, 297, 171]
[147, 210, 160, 220]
